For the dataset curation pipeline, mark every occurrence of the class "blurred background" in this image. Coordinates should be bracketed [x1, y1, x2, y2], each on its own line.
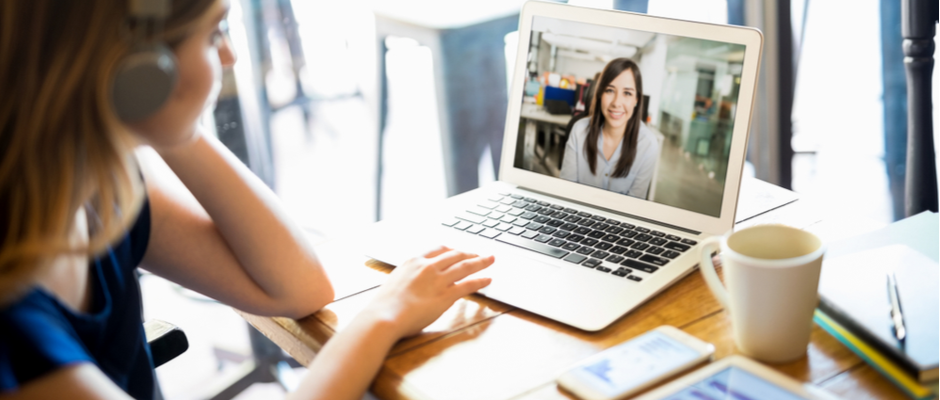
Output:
[141, 0, 940, 398]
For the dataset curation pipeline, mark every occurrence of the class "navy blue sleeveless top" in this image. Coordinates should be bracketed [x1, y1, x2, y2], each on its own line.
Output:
[0, 198, 154, 398]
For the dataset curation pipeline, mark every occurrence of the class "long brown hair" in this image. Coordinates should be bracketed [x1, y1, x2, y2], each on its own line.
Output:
[584, 58, 644, 178]
[0, 0, 216, 305]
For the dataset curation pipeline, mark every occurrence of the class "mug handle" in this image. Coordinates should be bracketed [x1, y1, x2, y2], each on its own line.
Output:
[699, 237, 730, 310]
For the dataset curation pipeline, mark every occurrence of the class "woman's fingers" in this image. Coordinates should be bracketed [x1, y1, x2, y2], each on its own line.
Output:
[426, 249, 477, 271]
[441, 255, 494, 282]
[421, 245, 452, 259]
[448, 277, 493, 300]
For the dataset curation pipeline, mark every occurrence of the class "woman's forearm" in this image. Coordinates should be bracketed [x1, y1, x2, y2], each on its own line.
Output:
[155, 131, 334, 317]
[289, 311, 400, 400]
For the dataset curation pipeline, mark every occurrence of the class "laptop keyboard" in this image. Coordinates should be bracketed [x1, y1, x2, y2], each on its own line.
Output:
[441, 192, 697, 282]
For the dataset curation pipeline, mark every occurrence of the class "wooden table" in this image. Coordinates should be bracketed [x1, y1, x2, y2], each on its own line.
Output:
[238, 180, 909, 400]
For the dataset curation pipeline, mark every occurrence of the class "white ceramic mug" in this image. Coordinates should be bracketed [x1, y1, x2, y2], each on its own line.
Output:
[699, 224, 826, 363]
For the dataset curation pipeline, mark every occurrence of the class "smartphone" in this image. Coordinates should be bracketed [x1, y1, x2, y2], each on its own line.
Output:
[557, 326, 715, 400]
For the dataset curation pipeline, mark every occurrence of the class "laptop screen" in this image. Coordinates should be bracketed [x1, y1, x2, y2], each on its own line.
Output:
[512, 15, 747, 218]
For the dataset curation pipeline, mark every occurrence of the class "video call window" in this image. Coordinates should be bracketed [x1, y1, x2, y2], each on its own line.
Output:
[514, 16, 746, 217]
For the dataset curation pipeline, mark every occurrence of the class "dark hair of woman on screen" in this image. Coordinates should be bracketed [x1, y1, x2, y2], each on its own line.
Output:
[0, 1, 493, 399]
[559, 58, 660, 199]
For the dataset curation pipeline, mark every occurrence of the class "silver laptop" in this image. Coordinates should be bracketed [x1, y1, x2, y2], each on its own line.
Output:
[363, 1, 763, 331]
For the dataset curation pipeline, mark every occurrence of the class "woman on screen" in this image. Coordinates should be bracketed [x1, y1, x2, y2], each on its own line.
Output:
[559, 58, 660, 199]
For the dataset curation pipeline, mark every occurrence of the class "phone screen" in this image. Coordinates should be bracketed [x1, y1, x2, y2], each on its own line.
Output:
[664, 366, 809, 400]
[572, 330, 702, 395]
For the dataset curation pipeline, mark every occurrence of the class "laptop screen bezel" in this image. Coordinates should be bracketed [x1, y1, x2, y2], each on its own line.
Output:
[500, 1, 764, 236]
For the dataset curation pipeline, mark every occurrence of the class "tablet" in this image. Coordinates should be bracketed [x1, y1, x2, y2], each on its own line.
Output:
[632, 355, 841, 400]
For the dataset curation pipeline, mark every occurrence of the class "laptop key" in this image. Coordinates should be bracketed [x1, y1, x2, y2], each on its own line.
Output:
[523, 197, 537, 202]
[520, 212, 538, 220]
[607, 255, 625, 264]
[607, 219, 621, 226]
[681, 238, 698, 245]
[649, 237, 667, 246]
[576, 247, 595, 255]
[562, 242, 581, 251]
[616, 238, 635, 247]
[594, 242, 613, 251]
[596, 266, 612, 273]
[612, 269, 629, 277]
[512, 200, 528, 208]
[548, 239, 566, 247]
[496, 205, 512, 213]
[648, 246, 665, 255]
[534, 234, 553, 243]
[593, 223, 610, 231]
[467, 206, 491, 217]
[564, 207, 578, 214]
[454, 221, 472, 230]
[496, 234, 568, 259]
[602, 234, 620, 242]
[621, 223, 636, 229]
[560, 223, 579, 231]
[574, 227, 592, 235]
[583, 259, 601, 268]
[478, 201, 499, 209]
[539, 226, 557, 234]
[664, 242, 691, 252]
[579, 219, 596, 228]
[501, 215, 518, 223]
[581, 238, 599, 246]
[525, 222, 544, 230]
[634, 227, 651, 233]
[592, 251, 610, 260]
[622, 230, 638, 238]
[537, 201, 550, 206]
[466, 225, 485, 234]
[479, 228, 501, 239]
[610, 246, 628, 254]
[605, 226, 624, 235]
[552, 230, 571, 239]
[564, 215, 582, 223]
[488, 195, 504, 202]
[640, 254, 670, 266]
[508, 226, 525, 235]
[524, 204, 542, 212]
[627, 275, 643, 282]
[546, 219, 564, 227]
[456, 213, 486, 224]
[563, 254, 587, 264]
[625, 250, 643, 258]
[635, 233, 653, 242]
[577, 211, 592, 218]
[622, 259, 659, 273]
[666, 234, 682, 241]
[631, 242, 650, 251]
[538, 208, 555, 215]
[566, 234, 585, 243]
[662, 250, 681, 259]
[591, 215, 606, 221]
[550, 204, 564, 210]
[534, 216, 552, 223]
[442, 218, 459, 227]
[588, 230, 605, 239]
[495, 223, 513, 232]
[487, 212, 505, 220]
[500, 198, 516, 205]
[510, 194, 523, 199]
[482, 219, 500, 228]
[507, 208, 524, 216]
[512, 219, 530, 227]
[521, 230, 539, 239]
[650, 230, 666, 237]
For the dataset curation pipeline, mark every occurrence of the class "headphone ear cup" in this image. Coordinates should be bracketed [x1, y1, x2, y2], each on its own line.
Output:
[111, 43, 178, 122]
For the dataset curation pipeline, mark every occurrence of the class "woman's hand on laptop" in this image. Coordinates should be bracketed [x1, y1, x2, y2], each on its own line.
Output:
[363, 246, 495, 338]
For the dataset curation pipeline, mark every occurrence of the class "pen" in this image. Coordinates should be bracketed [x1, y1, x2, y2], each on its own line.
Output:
[887, 272, 906, 343]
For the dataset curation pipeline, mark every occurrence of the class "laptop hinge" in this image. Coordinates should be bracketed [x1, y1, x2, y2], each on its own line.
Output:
[516, 186, 702, 236]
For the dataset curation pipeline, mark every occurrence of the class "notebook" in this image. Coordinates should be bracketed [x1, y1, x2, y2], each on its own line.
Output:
[363, 1, 764, 331]
[817, 211, 939, 383]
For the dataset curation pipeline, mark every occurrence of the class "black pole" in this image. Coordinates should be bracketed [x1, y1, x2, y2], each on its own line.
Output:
[901, 0, 939, 215]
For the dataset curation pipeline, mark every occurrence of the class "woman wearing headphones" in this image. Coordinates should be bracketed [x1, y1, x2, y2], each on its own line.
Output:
[559, 58, 660, 199]
[0, 1, 493, 399]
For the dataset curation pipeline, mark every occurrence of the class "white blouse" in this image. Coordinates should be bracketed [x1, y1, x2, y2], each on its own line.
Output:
[559, 118, 660, 199]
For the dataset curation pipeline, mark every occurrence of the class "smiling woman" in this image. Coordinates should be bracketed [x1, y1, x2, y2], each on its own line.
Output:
[559, 58, 661, 199]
